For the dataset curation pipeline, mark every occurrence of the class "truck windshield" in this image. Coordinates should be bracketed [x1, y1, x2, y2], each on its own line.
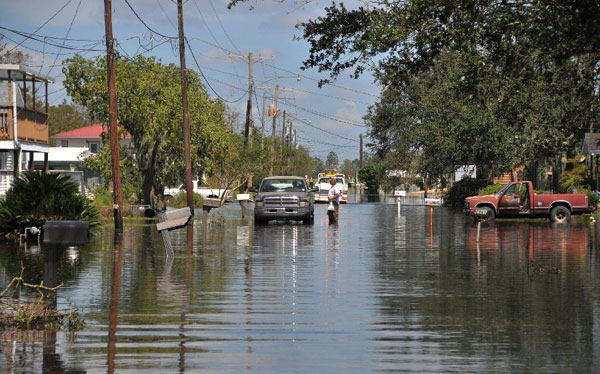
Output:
[260, 179, 306, 193]
[318, 177, 344, 184]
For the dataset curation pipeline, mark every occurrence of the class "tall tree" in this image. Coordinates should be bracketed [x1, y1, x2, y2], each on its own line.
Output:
[325, 151, 339, 170]
[63, 54, 226, 204]
[48, 100, 91, 138]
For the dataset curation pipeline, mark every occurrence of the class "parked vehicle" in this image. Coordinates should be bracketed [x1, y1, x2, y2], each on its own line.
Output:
[249, 176, 317, 224]
[464, 181, 591, 222]
[314, 173, 348, 203]
[163, 180, 232, 202]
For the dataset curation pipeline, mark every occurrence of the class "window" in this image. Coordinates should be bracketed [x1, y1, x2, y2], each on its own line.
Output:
[0, 151, 10, 170]
[61, 140, 68, 147]
[90, 142, 99, 153]
[259, 179, 307, 192]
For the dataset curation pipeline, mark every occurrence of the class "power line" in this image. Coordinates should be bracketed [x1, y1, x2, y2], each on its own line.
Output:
[47, 0, 83, 77]
[207, 0, 241, 53]
[279, 99, 367, 127]
[287, 113, 359, 143]
[256, 60, 381, 99]
[0, 28, 104, 52]
[185, 38, 247, 103]
[8, 0, 75, 52]
[123, 0, 177, 40]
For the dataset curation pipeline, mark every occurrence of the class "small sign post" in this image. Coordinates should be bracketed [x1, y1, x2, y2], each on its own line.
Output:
[236, 193, 252, 218]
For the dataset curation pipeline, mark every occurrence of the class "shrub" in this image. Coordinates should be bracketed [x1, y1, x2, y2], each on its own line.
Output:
[89, 187, 127, 221]
[444, 177, 486, 207]
[168, 192, 203, 208]
[0, 171, 99, 238]
[560, 156, 589, 192]
[579, 188, 599, 209]
[478, 184, 505, 195]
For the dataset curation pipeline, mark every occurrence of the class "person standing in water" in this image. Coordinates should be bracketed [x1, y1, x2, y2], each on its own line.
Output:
[328, 178, 342, 224]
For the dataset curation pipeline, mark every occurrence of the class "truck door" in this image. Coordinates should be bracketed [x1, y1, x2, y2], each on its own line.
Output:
[498, 183, 520, 216]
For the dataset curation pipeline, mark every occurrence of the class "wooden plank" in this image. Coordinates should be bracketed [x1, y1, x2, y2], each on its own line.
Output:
[203, 198, 221, 208]
[156, 215, 190, 231]
[164, 207, 192, 221]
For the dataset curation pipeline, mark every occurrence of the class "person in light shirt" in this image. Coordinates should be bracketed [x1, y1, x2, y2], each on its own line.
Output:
[328, 178, 342, 224]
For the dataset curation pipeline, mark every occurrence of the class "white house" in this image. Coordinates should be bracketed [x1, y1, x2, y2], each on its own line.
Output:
[51, 123, 131, 152]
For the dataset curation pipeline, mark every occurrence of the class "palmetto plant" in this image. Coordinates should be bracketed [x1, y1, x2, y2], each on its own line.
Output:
[0, 171, 99, 238]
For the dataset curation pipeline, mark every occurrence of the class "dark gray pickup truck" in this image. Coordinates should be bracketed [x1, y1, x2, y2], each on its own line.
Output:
[249, 176, 316, 224]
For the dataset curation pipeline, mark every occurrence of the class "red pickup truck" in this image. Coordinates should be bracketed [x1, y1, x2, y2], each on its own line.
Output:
[464, 181, 591, 222]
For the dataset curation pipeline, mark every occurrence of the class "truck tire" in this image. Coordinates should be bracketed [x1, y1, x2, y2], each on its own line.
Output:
[302, 213, 314, 225]
[550, 206, 571, 223]
[473, 206, 495, 222]
[254, 216, 268, 225]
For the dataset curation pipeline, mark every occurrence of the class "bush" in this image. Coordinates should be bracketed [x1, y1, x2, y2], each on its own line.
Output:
[90, 187, 129, 221]
[560, 156, 589, 193]
[579, 188, 600, 209]
[0, 171, 99, 238]
[443, 177, 486, 207]
[168, 192, 203, 208]
[478, 184, 504, 195]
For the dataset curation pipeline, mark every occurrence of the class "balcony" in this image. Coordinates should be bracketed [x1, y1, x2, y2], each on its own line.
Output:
[0, 106, 49, 143]
[0, 64, 53, 145]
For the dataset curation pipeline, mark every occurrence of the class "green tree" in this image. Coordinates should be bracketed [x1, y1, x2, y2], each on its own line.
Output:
[48, 100, 91, 139]
[358, 162, 385, 192]
[325, 151, 339, 170]
[63, 54, 227, 204]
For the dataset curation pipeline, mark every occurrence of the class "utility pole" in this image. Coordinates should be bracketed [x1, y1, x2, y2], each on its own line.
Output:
[229, 53, 274, 187]
[281, 110, 286, 147]
[177, 0, 194, 213]
[269, 85, 280, 176]
[359, 133, 364, 168]
[104, 0, 123, 231]
[260, 92, 266, 149]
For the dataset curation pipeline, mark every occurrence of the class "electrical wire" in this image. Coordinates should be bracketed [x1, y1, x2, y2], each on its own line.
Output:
[185, 38, 247, 103]
[287, 113, 359, 143]
[8, 0, 75, 52]
[279, 99, 367, 127]
[47, 0, 83, 77]
[123, 0, 177, 40]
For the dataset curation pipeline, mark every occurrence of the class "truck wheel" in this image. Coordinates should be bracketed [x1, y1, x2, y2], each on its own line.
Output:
[473, 206, 495, 222]
[302, 213, 314, 225]
[254, 216, 268, 225]
[550, 206, 571, 223]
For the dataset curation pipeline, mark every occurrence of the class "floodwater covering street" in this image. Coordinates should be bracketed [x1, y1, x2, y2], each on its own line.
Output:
[1, 200, 599, 373]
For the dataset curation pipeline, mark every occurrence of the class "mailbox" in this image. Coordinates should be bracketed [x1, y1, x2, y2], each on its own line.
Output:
[203, 198, 221, 208]
[43, 221, 89, 245]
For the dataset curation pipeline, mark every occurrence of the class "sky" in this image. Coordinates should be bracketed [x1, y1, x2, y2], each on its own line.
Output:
[0, 0, 381, 162]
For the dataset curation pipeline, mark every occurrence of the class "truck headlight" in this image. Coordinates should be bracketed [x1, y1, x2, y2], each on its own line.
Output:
[256, 201, 264, 207]
[299, 201, 309, 207]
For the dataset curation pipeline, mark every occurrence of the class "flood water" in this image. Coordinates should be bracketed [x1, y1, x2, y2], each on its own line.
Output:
[1, 201, 600, 373]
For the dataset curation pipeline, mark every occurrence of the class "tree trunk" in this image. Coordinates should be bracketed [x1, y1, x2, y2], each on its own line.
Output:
[141, 139, 161, 205]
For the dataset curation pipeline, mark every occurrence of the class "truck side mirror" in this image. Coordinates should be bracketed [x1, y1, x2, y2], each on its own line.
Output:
[248, 186, 258, 193]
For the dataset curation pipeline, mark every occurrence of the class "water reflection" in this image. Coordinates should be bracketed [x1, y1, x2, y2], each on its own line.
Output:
[1, 205, 600, 372]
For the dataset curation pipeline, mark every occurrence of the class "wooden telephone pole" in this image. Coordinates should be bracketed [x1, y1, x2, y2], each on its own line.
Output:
[104, 0, 123, 231]
[177, 0, 194, 213]
[229, 53, 273, 187]
[359, 133, 364, 168]
[269, 85, 280, 176]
